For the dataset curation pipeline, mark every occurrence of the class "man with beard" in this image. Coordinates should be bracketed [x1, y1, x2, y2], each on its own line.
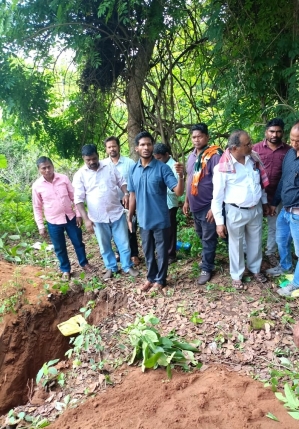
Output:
[253, 118, 290, 266]
[73, 144, 139, 281]
[127, 131, 184, 292]
[104, 136, 140, 265]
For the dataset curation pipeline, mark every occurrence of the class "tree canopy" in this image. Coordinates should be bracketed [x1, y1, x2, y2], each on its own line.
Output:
[0, 0, 299, 158]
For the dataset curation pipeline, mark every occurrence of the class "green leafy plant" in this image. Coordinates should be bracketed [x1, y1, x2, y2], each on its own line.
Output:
[0, 232, 32, 263]
[123, 314, 201, 379]
[36, 359, 64, 389]
[190, 312, 204, 324]
[6, 409, 50, 428]
[275, 383, 299, 420]
[65, 321, 104, 371]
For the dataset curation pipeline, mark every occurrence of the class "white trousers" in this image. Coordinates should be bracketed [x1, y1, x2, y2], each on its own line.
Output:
[226, 202, 263, 280]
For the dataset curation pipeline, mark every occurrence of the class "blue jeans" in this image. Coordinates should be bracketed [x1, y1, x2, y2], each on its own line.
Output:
[140, 227, 169, 286]
[47, 216, 88, 273]
[192, 207, 218, 272]
[276, 208, 299, 286]
[93, 214, 132, 272]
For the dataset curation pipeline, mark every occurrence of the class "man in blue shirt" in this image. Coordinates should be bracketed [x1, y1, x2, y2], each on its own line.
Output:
[267, 121, 299, 296]
[127, 131, 184, 292]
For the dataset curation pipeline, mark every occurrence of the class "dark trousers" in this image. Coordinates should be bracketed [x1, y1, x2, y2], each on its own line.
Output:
[140, 227, 169, 286]
[192, 207, 218, 273]
[129, 217, 139, 257]
[168, 207, 178, 259]
[47, 216, 88, 272]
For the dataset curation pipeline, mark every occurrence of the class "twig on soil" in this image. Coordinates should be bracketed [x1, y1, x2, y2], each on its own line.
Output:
[27, 378, 34, 403]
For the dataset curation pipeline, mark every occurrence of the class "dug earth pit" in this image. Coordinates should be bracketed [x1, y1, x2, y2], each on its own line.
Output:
[0, 260, 127, 414]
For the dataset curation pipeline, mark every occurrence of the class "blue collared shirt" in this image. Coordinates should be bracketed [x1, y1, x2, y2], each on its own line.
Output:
[128, 158, 178, 230]
[272, 148, 299, 207]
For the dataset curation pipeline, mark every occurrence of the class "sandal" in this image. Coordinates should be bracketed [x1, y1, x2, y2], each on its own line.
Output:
[82, 264, 95, 273]
[232, 279, 247, 290]
[140, 280, 153, 292]
[252, 272, 268, 283]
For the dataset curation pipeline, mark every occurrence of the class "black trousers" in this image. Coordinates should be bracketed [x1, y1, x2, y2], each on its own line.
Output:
[168, 207, 178, 259]
[140, 227, 169, 286]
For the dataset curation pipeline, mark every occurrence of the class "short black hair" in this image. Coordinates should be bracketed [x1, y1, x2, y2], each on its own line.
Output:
[227, 130, 249, 149]
[266, 118, 285, 130]
[104, 136, 120, 146]
[81, 144, 98, 157]
[36, 156, 53, 167]
[190, 123, 209, 135]
[134, 131, 154, 146]
[153, 143, 169, 155]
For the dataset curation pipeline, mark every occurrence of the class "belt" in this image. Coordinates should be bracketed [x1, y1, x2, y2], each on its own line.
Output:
[285, 207, 299, 215]
[229, 203, 256, 210]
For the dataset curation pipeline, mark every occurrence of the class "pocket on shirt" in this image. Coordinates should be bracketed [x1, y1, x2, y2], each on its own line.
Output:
[148, 180, 163, 195]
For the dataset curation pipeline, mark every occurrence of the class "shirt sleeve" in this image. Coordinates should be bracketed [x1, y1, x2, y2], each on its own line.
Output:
[127, 165, 135, 193]
[211, 165, 226, 225]
[113, 164, 127, 189]
[72, 170, 86, 204]
[163, 164, 178, 191]
[65, 176, 81, 217]
[32, 185, 44, 230]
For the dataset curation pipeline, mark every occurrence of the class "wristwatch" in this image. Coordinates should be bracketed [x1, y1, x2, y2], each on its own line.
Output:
[124, 192, 130, 196]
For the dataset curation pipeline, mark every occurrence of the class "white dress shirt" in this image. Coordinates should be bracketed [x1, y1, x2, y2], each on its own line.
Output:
[211, 155, 268, 225]
[73, 162, 126, 223]
[103, 155, 135, 199]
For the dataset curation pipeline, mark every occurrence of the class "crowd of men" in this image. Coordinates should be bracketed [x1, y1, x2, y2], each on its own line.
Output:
[32, 118, 299, 297]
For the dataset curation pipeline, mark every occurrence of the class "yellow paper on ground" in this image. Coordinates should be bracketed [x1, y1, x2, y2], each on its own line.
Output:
[291, 289, 299, 298]
[57, 315, 87, 336]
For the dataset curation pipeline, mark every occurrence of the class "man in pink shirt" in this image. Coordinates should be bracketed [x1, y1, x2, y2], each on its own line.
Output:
[32, 156, 93, 281]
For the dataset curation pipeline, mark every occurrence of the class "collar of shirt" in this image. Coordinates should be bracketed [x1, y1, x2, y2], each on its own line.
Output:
[262, 139, 286, 150]
[137, 157, 156, 168]
[82, 162, 105, 172]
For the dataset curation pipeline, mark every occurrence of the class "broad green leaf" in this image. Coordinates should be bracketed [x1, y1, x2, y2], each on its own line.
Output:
[266, 412, 279, 421]
[284, 383, 299, 409]
[275, 392, 287, 402]
[144, 314, 160, 325]
[8, 235, 21, 240]
[18, 412, 25, 419]
[144, 329, 159, 343]
[144, 352, 164, 368]
[48, 358, 60, 367]
[280, 357, 292, 367]
[288, 411, 299, 420]
[157, 353, 169, 367]
[36, 367, 44, 384]
[160, 337, 173, 347]
[36, 419, 50, 428]
[172, 340, 199, 352]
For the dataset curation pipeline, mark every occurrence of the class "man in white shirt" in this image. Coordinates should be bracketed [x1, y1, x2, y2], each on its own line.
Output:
[73, 144, 138, 280]
[104, 136, 140, 265]
[211, 130, 269, 289]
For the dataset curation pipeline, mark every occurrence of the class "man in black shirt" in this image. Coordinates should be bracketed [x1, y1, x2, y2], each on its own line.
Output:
[267, 121, 299, 296]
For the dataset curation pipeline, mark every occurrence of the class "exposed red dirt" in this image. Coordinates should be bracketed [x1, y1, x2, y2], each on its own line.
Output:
[49, 366, 297, 429]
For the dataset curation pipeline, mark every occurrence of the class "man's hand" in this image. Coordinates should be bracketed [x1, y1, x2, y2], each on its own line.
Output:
[206, 209, 215, 223]
[174, 162, 184, 177]
[122, 194, 129, 209]
[76, 216, 83, 228]
[262, 204, 270, 216]
[39, 228, 47, 238]
[269, 206, 277, 216]
[183, 201, 189, 216]
[84, 218, 94, 233]
[216, 225, 227, 239]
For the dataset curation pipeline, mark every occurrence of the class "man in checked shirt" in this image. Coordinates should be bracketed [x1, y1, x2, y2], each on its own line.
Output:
[32, 156, 93, 281]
